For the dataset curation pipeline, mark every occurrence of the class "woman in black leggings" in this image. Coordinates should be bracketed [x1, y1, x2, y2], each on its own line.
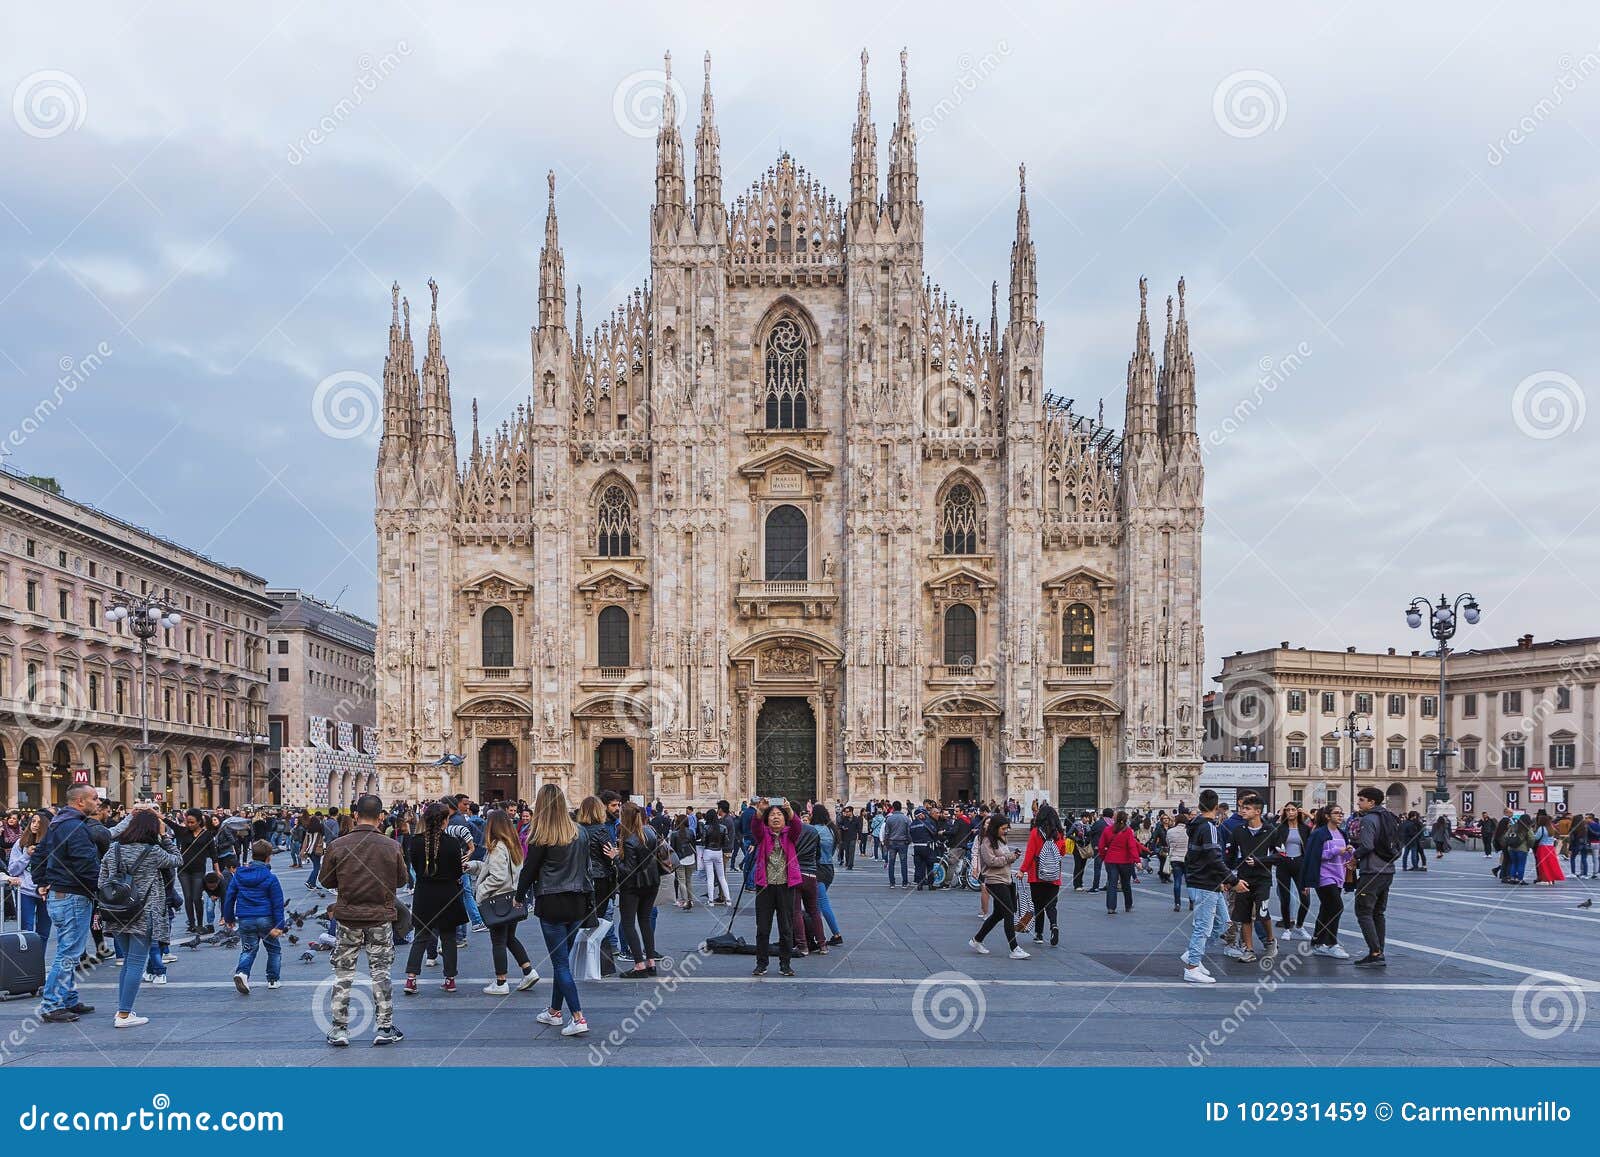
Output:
[402, 802, 468, 994]
[165, 809, 213, 933]
[611, 803, 661, 978]
[968, 816, 1028, 958]
[1274, 803, 1312, 939]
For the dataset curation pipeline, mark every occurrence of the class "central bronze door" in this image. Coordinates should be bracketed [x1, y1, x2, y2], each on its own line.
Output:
[595, 739, 635, 798]
[939, 739, 980, 803]
[755, 697, 816, 803]
[1057, 738, 1098, 814]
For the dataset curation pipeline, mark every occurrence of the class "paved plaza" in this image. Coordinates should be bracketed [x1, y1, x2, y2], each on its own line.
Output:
[3, 851, 1595, 1067]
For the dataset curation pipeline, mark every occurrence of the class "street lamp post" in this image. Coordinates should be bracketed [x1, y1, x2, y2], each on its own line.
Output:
[105, 592, 182, 801]
[1233, 738, 1264, 760]
[1405, 592, 1482, 817]
[1332, 711, 1373, 810]
[233, 731, 271, 806]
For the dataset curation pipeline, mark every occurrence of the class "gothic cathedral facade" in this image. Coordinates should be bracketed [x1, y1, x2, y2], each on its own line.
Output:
[373, 52, 1206, 811]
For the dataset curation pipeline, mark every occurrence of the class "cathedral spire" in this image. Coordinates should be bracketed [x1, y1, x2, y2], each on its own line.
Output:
[469, 397, 481, 467]
[539, 170, 566, 332]
[654, 51, 686, 222]
[694, 51, 722, 228]
[1123, 276, 1158, 448]
[990, 280, 999, 350]
[420, 277, 454, 443]
[849, 49, 879, 228]
[886, 47, 918, 220]
[380, 281, 417, 462]
[1168, 277, 1198, 447]
[1007, 163, 1037, 329]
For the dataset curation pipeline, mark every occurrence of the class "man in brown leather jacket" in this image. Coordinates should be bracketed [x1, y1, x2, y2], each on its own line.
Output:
[318, 793, 409, 1047]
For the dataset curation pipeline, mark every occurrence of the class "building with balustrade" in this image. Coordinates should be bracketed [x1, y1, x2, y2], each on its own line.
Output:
[374, 50, 1207, 810]
[0, 467, 274, 808]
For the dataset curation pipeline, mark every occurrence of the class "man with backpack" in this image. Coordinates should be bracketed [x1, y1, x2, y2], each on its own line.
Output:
[1349, 786, 1400, 967]
[1086, 809, 1113, 892]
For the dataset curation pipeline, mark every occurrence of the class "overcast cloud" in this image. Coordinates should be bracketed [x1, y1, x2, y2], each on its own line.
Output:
[3, 1, 1598, 671]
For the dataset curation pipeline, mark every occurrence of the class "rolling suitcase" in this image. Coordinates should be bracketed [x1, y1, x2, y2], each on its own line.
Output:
[0, 883, 44, 1001]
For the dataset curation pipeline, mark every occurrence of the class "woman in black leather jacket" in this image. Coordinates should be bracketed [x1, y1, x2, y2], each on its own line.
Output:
[610, 803, 662, 978]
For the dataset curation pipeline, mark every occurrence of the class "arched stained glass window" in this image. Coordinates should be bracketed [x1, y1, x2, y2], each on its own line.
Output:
[597, 484, 633, 557]
[764, 318, 809, 429]
[940, 484, 979, 555]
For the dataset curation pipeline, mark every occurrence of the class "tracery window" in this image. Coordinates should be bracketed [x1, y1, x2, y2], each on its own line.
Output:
[940, 484, 979, 555]
[597, 484, 633, 557]
[764, 318, 809, 429]
[1064, 603, 1095, 665]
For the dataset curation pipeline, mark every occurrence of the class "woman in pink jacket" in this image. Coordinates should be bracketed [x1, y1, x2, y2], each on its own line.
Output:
[749, 802, 803, 977]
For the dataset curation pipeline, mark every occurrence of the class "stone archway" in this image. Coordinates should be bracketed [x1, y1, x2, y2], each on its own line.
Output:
[1043, 696, 1123, 808]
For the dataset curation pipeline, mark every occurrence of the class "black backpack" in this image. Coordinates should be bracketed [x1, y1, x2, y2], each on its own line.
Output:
[1369, 809, 1401, 862]
[96, 844, 155, 922]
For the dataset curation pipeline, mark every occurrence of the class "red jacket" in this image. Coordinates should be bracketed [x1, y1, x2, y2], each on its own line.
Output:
[1096, 826, 1145, 865]
[1018, 828, 1067, 883]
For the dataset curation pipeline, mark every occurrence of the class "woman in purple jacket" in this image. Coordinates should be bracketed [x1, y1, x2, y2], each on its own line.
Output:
[749, 802, 802, 977]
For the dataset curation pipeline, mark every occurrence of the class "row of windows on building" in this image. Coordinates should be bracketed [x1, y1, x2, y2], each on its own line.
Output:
[477, 601, 1098, 670]
[1244, 688, 1566, 719]
[13, 576, 255, 669]
[14, 660, 253, 731]
[593, 485, 989, 564]
[1282, 740, 1578, 772]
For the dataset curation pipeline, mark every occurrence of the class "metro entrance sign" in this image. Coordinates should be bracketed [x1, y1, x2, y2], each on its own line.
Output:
[1528, 765, 1546, 805]
[71, 768, 90, 785]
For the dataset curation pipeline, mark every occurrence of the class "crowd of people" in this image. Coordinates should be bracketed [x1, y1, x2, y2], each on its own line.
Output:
[14, 782, 1596, 1045]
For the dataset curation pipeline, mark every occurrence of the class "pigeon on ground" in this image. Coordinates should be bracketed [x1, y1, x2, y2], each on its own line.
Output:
[1579, 898, 1593, 909]
[298, 950, 316, 963]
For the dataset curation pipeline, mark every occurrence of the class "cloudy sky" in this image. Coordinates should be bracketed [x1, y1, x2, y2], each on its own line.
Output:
[3, 1, 1598, 671]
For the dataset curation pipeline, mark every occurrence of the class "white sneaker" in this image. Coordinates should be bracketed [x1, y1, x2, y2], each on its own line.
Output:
[142, 972, 157, 984]
[1324, 943, 1351, 959]
[968, 938, 991, 955]
[151, 974, 167, 985]
[1183, 966, 1217, 984]
[161, 954, 176, 964]
[1009, 946, 1031, 960]
[1222, 945, 1246, 960]
[482, 981, 510, 996]
[516, 970, 540, 992]
[470, 923, 488, 933]
[424, 956, 440, 969]
[266, 979, 281, 989]
[535, 1010, 564, 1027]
[1312, 945, 1339, 958]
[113, 1013, 149, 1028]
[561, 1017, 589, 1037]
[233, 972, 250, 994]
[1178, 955, 1212, 975]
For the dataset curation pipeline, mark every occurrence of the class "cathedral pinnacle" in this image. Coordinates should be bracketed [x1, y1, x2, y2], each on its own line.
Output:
[1007, 162, 1037, 328]
[655, 50, 686, 217]
[849, 48, 879, 228]
[539, 170, 566, 332]
[887, 46, 918, 217]
[694, 49, 722, 225]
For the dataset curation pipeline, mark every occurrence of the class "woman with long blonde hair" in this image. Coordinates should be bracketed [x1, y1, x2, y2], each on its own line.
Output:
[515, 784, 593, 1037]
[610, 802, 663, 978]
[467, 809, 539, 995]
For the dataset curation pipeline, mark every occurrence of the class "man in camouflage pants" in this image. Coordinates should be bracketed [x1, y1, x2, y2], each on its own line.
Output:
[317, 793, 409, 1047]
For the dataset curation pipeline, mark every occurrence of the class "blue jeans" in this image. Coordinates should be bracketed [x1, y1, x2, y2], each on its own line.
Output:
[20, 893, 51, 946]
[1508, 850, 1528, 881]
[113, 933, 150, 1014]
[305, 854, 322, 888]
[146, 941, 167, 978]
[235, 917, 282, 981]
[816, 881, 840, 937]
[539, 918, 582, 1015]
[1185, 888, 1227, 967]
[1171, 864, 1188, 906]
[41, 893, 93, 1012]
[886, 844, 909, 885]
[1573, 847, 1593, 876]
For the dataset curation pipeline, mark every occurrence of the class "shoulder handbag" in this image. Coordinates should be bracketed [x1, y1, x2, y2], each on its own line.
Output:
[479, 893, 528, 928]
[652, 830, 678, 873]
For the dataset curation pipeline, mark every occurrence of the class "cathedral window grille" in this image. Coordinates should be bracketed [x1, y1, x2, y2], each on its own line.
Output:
[1064, 603, 1095, 665]
[943, 604, 977, 668]
[763, 318, 809, 429]
[940, 484, 979, 555]
[597, 606, 630, 668]
[597, 485, 633, 557]
[764, 504, 809, 581]
[481, 606, 514, 668]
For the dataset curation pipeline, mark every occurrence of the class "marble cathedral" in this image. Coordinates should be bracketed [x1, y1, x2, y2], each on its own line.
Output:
[373, 51, 1206, 810]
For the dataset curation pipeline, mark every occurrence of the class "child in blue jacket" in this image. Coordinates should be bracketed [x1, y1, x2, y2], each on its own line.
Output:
[222, 840, 287, 993]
